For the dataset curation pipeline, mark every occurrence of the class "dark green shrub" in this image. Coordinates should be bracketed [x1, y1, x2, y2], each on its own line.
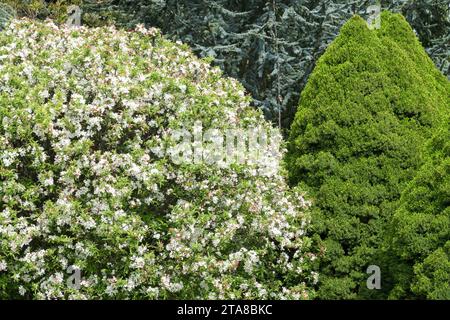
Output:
[285, 11, 449, 299]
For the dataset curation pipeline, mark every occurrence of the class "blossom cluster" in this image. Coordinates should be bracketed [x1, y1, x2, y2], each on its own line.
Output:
[0, 19, 316, 299]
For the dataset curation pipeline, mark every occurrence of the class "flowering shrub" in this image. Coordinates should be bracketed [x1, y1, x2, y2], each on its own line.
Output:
[0, 19, 316, 299]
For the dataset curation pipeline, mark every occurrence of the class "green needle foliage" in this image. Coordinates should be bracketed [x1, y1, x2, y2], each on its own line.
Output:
[285, 11, 450, 299]
[389, 120, 450, 299]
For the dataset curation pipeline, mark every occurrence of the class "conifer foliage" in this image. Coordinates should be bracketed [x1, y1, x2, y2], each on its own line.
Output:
[79, 0, 450, 127]
[0, 3, 16, 30]
[285, 11, 449, 299]
[0, 1, 449, 301]
[3, 1, 449, 127]
[389, 120, 450, 299]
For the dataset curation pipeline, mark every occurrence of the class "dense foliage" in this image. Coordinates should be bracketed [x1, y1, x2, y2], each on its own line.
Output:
[285, 11, 449, 299]
[0, 3, 16, 30]
[0, 19, 316, 299]
[389, 120, 449, 300]
[0, 2, 448, 301]
[1, 1, 449, 129]
[1, 1, 77, 24]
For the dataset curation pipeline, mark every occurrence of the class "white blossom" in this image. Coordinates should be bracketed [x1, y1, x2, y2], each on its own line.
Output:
[0, 19, 315, 300]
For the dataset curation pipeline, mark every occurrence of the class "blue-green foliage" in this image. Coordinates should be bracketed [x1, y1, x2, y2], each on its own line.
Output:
[78, 0, 449, 128]
[3, 1, 449, 127]
[0, 4, 16, 30]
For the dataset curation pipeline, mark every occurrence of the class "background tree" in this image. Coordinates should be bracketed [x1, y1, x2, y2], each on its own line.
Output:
[3, 1, 447, 130]
[78, 0, 450, 130]
[0, 3, 16, 30]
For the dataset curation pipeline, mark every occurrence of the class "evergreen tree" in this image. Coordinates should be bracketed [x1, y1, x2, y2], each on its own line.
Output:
[389, 121, 450, 299]
[0, 3, 16, 30]
[4, 1, 449, 128]
[78, 0, 449, 129]
[285, 11, 449, 299]
[401, 0, 450, 77]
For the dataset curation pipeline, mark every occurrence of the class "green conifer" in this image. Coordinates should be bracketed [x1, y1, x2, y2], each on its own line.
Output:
[286, 11, 449, 299]
[389, 120, 449, 299]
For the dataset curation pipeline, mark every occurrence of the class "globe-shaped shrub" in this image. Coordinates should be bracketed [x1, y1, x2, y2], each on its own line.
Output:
[285, 12, 449, 299]
[0, 19, 316, 299]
